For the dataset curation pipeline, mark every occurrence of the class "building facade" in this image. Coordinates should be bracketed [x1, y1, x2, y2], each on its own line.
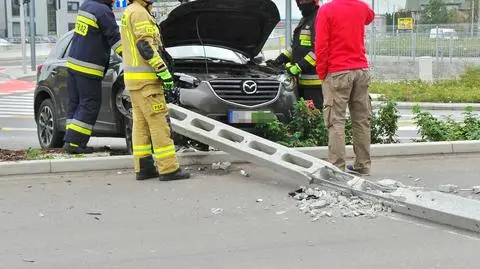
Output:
[1, 0, 81, 38]
[1, 0, 182, 39]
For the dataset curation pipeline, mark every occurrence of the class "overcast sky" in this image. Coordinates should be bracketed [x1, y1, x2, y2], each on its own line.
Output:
[273, 0, 407, 18]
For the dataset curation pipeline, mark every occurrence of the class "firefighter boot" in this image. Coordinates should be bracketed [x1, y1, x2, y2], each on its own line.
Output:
[136, 156, 159, 181]
[159, 167, 190, 181]
[63, 143, 94, 154]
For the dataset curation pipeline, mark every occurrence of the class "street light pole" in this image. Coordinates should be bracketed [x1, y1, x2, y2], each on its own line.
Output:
[20, 1, 26, 74]
[29, 0, 36, 71]
[285, 0, 292, 50]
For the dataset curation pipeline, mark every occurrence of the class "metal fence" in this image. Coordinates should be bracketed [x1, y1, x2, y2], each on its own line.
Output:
[264, 23, 480, 81]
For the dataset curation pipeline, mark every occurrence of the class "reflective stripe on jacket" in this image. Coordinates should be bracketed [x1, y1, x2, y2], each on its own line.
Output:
[67, 0, 122, 79]
[120, 0, 167, 91]
[288, 9, 322, 88]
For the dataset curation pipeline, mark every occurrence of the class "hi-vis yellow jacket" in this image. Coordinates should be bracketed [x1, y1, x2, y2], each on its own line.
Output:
[120, 0, 167, 91]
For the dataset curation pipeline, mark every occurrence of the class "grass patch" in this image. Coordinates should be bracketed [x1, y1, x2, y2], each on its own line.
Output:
[369, 66, 480, 103]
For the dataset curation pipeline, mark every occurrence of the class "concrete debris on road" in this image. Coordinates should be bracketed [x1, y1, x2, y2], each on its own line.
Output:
[289, 186, 388, 221]
[210, 208, 223, 215]
[438, 184, 458, 193]
[473, 186, 480, 194]
[240, 169, 249, 177]
[212, 162, 231, 170]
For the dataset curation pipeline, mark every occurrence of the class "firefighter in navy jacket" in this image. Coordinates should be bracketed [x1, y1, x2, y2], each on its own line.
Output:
[267, 0, 323, 109]
[64, 0, 122, 154]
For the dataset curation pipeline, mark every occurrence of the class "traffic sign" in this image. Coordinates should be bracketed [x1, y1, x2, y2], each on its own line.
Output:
[398, 17, 414, 30]
[114, 0, 127, 8]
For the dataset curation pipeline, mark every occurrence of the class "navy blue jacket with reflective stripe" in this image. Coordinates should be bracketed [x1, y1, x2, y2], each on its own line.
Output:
[68, 0, 121, 79]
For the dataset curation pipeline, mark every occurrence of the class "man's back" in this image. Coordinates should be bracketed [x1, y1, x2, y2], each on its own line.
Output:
[314, 0, 374, 79]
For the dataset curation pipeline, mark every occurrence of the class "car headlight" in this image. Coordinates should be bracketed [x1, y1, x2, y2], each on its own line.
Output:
[278, 73, 296, 92]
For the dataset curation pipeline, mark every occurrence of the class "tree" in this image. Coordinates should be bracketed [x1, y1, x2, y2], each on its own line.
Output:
[421, 0, 449, 24]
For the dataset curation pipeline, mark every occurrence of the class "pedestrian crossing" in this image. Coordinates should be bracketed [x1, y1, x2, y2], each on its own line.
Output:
[0, 92, 34, 118]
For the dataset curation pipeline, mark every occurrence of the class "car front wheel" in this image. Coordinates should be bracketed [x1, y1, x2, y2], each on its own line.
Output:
[36, 99, 64, 148]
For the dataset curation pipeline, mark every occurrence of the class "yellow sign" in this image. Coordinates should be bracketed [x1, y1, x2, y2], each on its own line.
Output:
[398, 18, 414, 30]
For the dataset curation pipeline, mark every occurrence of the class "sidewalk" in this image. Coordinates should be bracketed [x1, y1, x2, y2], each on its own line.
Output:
[0, 66, 36, 81]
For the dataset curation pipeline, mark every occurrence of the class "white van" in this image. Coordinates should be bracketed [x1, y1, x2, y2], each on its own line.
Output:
[429, 28, 459, 39]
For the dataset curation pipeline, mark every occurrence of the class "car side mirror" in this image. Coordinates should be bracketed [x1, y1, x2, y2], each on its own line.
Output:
[253, 52, 265, 64]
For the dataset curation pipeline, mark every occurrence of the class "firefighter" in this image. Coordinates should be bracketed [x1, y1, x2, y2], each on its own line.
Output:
[266, 0, 323, 109]
[120, 0, 190, 181]
[64, 0, 122, 154]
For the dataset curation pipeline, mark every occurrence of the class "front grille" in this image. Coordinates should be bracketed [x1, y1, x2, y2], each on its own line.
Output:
[209, 79, 280, 106]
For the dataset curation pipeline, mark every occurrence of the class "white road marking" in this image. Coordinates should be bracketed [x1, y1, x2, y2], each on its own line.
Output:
[0, 127, 36, 132]
[0, 93, 35, 117]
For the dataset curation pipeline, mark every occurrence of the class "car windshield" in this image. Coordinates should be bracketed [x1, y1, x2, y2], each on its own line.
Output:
[166, 45, 247, 64]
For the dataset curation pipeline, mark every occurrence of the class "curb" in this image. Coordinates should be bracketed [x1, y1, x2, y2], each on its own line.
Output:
[1, 141, 480, 177]
[371, 101, 480, 111]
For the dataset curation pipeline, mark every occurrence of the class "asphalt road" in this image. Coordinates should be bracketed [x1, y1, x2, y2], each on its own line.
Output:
[1, 154, 479, 268]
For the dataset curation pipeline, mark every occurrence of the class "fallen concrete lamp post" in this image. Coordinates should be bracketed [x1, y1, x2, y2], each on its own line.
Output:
[167, 104, 480, 233]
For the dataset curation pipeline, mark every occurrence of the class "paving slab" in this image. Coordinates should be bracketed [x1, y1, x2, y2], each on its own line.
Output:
[1, 155, 479, 268]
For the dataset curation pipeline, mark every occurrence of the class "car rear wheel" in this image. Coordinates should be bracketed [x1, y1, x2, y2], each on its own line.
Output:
[36, 99, 64, 148]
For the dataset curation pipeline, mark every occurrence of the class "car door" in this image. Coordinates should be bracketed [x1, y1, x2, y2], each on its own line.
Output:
[57, 36, 118, 134]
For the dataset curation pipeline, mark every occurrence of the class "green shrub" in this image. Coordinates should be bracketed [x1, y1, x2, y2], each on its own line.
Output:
[413, 105, 480, 141]
[257, 98, 400, 147]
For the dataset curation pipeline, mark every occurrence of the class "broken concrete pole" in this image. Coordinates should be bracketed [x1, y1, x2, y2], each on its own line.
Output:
[438, 184, 458, 193]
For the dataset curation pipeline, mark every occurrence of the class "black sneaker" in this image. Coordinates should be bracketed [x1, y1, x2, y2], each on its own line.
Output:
[159, 167, 190, 181]
[63, 143, 94, 154]
[346, 164, 370, 176]
[136, 156, 159, 180]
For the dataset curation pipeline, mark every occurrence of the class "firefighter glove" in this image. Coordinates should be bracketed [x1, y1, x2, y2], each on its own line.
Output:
[157, 69, 174, 91]
[285, 62, 302, 76]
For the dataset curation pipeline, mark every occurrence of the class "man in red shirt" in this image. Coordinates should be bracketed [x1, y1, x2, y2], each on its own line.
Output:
[314, 0, 375, 175]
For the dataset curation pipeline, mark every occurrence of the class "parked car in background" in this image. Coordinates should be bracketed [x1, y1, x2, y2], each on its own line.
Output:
[34, 0, 298, 152]
[429, 28, 459, 39]
[0, 38, 12, 46]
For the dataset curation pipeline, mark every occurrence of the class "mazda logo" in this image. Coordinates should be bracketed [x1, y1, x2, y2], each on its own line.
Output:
[242, 80, 257, 95]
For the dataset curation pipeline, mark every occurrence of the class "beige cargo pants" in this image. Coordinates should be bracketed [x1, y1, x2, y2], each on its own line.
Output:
[322, 69, 372, 172]
[130, 84, 180, 175]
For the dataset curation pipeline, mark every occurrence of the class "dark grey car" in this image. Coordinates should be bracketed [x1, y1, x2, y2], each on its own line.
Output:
[34, 0, 298, 151]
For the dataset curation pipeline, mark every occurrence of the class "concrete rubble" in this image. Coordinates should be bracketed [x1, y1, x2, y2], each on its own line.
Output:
[438, 184, 458, 193]
[212, 162, 231, 170]
[289, 186, 388, 221]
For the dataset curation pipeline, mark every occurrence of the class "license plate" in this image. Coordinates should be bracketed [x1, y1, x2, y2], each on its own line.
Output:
[227, 110, 276, 124]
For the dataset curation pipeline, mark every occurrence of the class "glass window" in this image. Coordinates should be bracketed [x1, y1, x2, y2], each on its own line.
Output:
[67, 1, 79, 13]
[12, 22, 20, 37]
[11, 0, 29, 17]
[48, 32, 73, 60]
[68, 23, 76, 31]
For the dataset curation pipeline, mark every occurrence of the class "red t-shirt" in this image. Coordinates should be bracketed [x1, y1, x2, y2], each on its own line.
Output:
[314, 0, 375, 80]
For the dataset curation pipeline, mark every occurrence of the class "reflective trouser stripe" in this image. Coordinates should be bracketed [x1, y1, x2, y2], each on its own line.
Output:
[67, 123, 92, 135]
[133, 144, 152, 156]
[70, 143, 79, 147]
[124, 72, 158, 80]
[154, 145, 176, 159]
[77, 15, 99, 28]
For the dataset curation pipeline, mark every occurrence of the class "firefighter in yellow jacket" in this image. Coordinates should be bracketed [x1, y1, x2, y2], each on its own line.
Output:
[120, 0, 190, 181]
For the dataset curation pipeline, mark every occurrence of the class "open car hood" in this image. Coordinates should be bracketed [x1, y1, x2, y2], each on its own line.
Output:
[160, 0, 280, 59]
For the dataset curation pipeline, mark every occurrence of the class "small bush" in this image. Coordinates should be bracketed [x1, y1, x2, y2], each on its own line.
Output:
[257, 98, 400, 147]
[413, 105, 480, 141]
